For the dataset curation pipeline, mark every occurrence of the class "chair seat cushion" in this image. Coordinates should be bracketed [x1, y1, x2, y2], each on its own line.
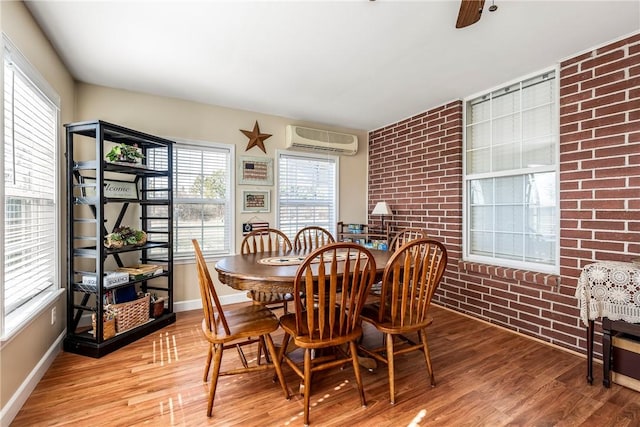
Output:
[247, 290, 294, 303]
[280, 311, 362, 349]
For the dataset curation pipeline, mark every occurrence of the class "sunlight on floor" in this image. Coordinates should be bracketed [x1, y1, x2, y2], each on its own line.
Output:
[408, 408, 427, 426]
[158, 393, 184, 425]
[153, 331, 179, 365]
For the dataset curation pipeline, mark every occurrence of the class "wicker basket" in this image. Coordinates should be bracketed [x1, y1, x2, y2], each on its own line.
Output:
[112, 293, 150, 333]
[91, 313, 116, 339]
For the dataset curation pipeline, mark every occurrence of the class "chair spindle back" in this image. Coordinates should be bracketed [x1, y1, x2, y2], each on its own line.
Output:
[378, 238, 447, 326]
[241, 228, 292, 254]
[293, 226, 335, 251]
[193, 239, 230, 336]
[293, 242, 376, 340]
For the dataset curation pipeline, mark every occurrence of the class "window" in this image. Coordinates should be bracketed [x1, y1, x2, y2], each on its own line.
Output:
[148, 140, 233, 258]
[277, 151, 338, 239]
[2, 35, 60, 338]
[463, 70, 558, 273]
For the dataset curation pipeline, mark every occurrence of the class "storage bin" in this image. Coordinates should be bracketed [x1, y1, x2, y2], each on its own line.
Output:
[91, 313, 116, 340]
[112, 293, 150, 333]
[612, 333, 640, 392]
[150, 297, 165, 318]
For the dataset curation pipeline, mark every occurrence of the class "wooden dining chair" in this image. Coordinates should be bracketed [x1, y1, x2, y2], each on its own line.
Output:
[192, 239, 290, 417]
[369, 228, 426, 296]
[241, 228, 294, 313]
[278, 242, 377, 426]
[358, 238, 447, 404]
[293, 226, 335, 251]
[241, 227, 293, 254]
[388, 227, 425, 252]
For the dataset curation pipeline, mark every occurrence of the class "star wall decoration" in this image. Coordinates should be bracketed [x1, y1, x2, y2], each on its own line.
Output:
[240, 121, 272, 153]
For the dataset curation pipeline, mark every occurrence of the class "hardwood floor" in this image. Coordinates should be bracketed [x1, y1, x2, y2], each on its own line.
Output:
[12, 304, 640, 426]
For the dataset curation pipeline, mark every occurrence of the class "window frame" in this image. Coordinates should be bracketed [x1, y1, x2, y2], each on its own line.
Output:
[170, 138, 235, 260]
[275, 149, 339, 240]
[1, 34, 62, 341]
[462, 66, 560, 274]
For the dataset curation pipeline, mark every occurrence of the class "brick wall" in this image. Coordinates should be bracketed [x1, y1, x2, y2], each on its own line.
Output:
[368, 33, 640, 358]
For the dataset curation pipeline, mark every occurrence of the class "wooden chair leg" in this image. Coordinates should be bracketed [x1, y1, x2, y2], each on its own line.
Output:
[386, 333, 396, 404]
[349, 340, 367, 407]
[264, 333, 290, 400]
[419, 329, 436, 387]
[207, 344, 224, 417]
[303, 348, 312, 426]
[257, 336, 272, 364]
[274, 333, 291, 383]
[203, 343, 213, 382]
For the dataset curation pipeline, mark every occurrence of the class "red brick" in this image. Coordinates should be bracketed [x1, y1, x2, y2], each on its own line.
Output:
[560, 110, 593, 125]
[580, 199, 626, 210]
[596, 53, 640, 76]
[561, 70, 594, 87]
[561, 90, 594, 105]
[561, 51, 593, 68]
[581, 157, 626, 169]
[582, 49, 625, 70]
[581, 178, 627, 189]
[581, 92, 626, 110]
[581, 113, 626, 130]
[595, 76, 640, 97]
[581, 70, 625, 91]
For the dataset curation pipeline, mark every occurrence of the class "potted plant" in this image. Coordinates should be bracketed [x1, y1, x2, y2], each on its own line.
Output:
[106, 143, 144, 163]
[104, 226, 147, 248]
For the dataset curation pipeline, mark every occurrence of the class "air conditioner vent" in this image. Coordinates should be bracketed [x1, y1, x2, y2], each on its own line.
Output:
[285, 125, 358, 156]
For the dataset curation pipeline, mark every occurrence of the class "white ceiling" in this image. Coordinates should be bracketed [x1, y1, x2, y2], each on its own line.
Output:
[25, 0, 640, 131]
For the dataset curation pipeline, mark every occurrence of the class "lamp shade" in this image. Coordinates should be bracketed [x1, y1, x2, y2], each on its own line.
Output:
[371, 201, 392, 216]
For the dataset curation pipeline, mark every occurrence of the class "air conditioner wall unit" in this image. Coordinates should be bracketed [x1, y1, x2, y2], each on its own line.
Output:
[285, 125, 358, 156]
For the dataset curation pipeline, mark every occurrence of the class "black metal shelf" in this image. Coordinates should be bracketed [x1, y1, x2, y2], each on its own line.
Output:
[64, 120, 175, 358]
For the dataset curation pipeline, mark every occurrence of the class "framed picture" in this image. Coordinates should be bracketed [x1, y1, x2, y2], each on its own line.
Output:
[242, 190, 270, 213]
[238, 156, 273, 186]
[83, 178, 139, 199]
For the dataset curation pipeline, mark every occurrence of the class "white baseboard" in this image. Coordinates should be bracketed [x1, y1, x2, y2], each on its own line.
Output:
[0, 329, 65, 427]
[174, 292, 251, 313]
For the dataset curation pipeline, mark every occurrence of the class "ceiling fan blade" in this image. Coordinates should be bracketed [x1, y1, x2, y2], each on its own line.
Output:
[456, 0, 486, 28]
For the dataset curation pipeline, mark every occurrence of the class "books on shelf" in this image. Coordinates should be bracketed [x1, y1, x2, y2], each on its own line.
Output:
[116, 264, 163, 280]
[82, 271, 130, 288]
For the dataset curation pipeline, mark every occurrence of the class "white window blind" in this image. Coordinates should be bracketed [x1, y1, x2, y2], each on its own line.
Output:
[3, 36, 59, 335]
[171, 142, 232, 257]
[277, 152, 337, 239]
[464, 70, 558, 272]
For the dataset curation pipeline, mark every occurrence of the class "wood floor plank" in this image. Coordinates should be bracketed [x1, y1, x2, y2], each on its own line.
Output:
[11, 304, 640, 426]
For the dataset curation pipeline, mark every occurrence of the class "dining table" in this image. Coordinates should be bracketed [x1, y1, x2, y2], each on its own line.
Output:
[215, 247, 393, 371]
[215, 247, 393, 302]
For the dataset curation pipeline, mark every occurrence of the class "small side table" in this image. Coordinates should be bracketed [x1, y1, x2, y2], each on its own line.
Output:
[575, 261, 640, 385]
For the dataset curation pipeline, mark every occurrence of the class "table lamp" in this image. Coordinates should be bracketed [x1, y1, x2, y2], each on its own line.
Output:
[371, 201, 392, 232]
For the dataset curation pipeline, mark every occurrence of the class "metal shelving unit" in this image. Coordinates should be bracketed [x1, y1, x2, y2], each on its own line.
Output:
[64, 120, 176, 357]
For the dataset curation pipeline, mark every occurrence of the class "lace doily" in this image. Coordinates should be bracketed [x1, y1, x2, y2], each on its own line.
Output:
[575, 261, 640, 326]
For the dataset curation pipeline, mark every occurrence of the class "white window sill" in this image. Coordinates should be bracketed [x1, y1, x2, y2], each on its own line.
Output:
[0, 288, 64, 346]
